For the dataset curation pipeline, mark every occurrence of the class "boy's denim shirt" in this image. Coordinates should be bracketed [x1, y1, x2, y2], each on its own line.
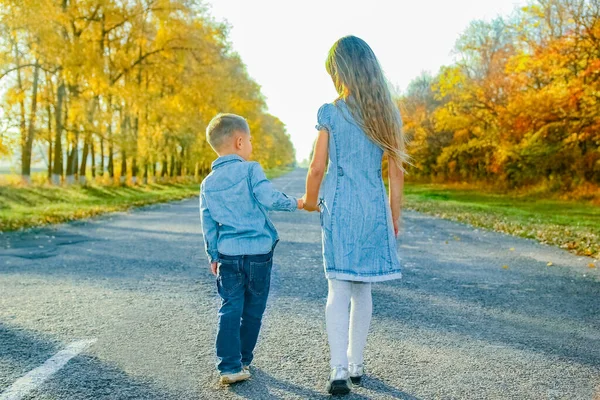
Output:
[200, 154, 297, 262]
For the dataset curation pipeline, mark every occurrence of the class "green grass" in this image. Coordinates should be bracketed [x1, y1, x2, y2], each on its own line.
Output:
[404, 183, 600, 259]
[0, 167, 294, 232]
[0, 182, 202, 231]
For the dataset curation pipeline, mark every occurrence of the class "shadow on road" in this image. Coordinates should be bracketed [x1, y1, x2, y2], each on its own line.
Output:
[0, 323, 180, 399]
[272, 237, 600, 369]
[227, 367, 419, 400]
[360, 375, 422, 399]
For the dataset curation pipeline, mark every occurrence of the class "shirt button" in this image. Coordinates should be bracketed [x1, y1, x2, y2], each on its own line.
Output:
[338, 167, 344, 176]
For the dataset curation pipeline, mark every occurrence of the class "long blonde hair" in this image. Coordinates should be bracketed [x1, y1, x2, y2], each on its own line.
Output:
[326, 35, 407, 169]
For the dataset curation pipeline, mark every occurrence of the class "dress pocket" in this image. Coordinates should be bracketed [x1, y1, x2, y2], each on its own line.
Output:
[319, 198, 331, 232]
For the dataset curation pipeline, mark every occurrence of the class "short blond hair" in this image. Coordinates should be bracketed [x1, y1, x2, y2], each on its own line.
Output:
[206, 113, 249, 151]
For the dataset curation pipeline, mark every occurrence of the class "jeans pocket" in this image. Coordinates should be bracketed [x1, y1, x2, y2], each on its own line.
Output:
[217, 261, 244, 296]
[248, 259, 272, 296]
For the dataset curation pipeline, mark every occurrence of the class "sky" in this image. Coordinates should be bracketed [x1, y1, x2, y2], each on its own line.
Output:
[206, 0, 528, 162]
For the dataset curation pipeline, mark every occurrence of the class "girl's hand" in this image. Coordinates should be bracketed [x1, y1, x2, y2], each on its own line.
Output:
[304, 203, 320, 212]
[393, 217, 401, 237]
[210, 262, 218, 276]
[302, 194, 320, 212]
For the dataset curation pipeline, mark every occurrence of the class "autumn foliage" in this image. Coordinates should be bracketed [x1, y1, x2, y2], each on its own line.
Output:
[400, 0, 600, 192]
[0, 0, 295, 185]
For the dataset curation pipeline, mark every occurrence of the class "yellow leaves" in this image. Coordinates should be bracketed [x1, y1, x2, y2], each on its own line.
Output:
[506, 52, 532, 74]
[510, 247, 515, 251]
[589, 263, 597, 269]
[546, 262, 553, 267]
[399, 0, 600, 195]
[502, 265, 509, 270]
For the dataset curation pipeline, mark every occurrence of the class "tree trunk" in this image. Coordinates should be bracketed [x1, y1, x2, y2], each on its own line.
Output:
[108, 140, 114, 178]
[132, 157, 138, 184]
[176, 147, 185, 177]
[169, 154, 175, 177]
[52, 82, 65, 184]
[66, 126, 78, 185]
[47, 104, 53, 182]
[21, 61, 40, 184]
[120, 150, 127, 184]
[51, 0, 69, 184]
[14, 42, 28, 183]
[161, 157, 168, 178]
[143, 162, 148, 184]
[79, 135, 89, 184]
[91, 140, 96, 179]
[66, 142, 75, 184]
[99, 136, 104, 178]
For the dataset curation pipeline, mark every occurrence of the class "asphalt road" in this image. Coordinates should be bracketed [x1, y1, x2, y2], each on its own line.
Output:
[1, 169, 599, 399]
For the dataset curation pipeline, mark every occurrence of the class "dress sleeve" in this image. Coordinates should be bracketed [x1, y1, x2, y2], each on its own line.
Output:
[315, 103, 332, 132]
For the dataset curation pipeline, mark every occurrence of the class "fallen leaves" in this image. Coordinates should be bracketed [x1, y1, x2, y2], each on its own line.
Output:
[589, 263, 597, 269]
[404, 199, 600, 259]
[502, 265, 509, 269]
[547, 262, 553, 266]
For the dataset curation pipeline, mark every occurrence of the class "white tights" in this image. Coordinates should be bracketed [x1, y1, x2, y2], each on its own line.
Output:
[325, 279, 373, 368]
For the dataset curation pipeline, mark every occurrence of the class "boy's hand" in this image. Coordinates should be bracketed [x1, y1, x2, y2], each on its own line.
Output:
[297, 198, 304, 210]
[210, 262, 218, 276]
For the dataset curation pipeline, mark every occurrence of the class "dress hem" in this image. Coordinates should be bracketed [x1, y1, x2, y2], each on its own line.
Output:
[324, 270, 402, 283]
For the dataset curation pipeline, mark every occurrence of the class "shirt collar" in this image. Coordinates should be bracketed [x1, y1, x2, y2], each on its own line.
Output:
[211, 154, 245, 170]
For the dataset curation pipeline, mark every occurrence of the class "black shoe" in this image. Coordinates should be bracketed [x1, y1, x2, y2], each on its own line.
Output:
[350, 376, 362, 385]
[349, 363, 364, 385]
[326, 366, 351, 395]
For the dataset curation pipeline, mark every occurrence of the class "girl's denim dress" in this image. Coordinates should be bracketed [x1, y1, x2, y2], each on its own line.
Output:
[317, 100, 402, 282]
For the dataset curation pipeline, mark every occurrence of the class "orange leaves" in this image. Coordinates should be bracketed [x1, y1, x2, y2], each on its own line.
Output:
[400, 0, 600, 188]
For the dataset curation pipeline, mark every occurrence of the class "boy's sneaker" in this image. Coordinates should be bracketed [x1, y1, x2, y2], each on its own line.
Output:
[348, 363, 364, 385]
[219, 369, 251, 385]
[242, 365, 250, 372]
[326, 366, 351, 395]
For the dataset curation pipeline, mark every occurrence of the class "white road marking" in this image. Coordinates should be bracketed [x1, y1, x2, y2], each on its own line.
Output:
[0, 339, 97, 400]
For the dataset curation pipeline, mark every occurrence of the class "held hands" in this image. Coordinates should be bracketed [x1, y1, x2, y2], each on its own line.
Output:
[301, 194, 320, 212]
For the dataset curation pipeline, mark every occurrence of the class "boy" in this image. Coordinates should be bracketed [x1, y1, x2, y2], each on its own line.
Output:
[200, 113, 303, 384]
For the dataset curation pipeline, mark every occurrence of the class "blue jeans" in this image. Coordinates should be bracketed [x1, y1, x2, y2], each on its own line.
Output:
[215, 250, 273, 374]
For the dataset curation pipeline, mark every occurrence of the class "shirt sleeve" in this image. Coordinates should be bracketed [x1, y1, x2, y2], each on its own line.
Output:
[315, 103, 332, 132]
[249, 162, 298, 212]
[199, 190, 219, 263]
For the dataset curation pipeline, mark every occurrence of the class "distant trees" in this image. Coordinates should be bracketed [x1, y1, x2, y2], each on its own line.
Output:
[400, 0, 600, 189]
[0, 0, 295, 185]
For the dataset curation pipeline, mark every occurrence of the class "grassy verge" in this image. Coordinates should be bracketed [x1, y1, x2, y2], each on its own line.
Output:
[404, 183, 600, 259]
[0, 167, 294, 232]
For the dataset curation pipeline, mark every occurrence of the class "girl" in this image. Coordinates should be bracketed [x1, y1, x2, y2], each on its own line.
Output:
[302, 35, 406, 395]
